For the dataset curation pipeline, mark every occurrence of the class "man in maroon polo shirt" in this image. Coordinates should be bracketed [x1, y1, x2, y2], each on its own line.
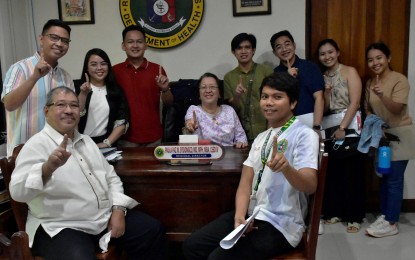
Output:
[113, 25, 173, 146]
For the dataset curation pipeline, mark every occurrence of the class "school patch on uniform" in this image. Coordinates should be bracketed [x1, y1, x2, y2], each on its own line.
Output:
[277, 139, 288, 153]
[119, 0, 204, 49]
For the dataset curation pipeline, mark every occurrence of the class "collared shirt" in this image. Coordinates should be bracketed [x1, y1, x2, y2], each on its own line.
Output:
[1, 52, 74, 156]
[113, 58, 165, 143]
[224, 62, 273, 140]
[274, 55, 324, 116]
[243, 119, 319, 247]
[9, 123, 138, 247]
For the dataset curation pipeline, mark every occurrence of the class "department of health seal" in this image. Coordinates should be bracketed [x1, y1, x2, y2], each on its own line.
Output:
[120, 0, 204, 49]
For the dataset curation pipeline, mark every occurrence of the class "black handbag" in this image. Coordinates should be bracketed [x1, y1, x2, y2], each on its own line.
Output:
[324, 136, 361, 159]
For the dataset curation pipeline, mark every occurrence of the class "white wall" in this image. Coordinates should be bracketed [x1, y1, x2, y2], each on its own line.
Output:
[28, 0, 306, 80]
[1, 0, 414, 198]
[404, 1, 415, 198]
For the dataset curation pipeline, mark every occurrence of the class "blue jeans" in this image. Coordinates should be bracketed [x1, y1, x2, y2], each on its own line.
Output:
[380, 160, 408, 223]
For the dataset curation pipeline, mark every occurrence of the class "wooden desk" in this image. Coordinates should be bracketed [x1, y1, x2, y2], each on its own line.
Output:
[114, 146, 249, 241]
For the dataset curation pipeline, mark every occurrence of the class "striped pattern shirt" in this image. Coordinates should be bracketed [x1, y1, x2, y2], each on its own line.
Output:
[1, 52, 74, 156]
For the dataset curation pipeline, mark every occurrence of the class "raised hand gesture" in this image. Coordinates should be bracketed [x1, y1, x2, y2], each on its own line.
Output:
[235, 75, 247, 97]
[371, 74, 384, 98]
[267, 136, 289, 173]
[323, 75, 333, 93]
[80, 73, 92, 94]
[155, 65, 170, 91]
[286, 58, 298, 78]
[44, 134, 72, 176]
[185, 110, 199, 133]
[34, 49, 51, 79]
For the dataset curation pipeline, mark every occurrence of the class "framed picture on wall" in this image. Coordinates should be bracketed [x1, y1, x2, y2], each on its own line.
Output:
[58, 0, 95, 25]
[232, 0, 271, 16]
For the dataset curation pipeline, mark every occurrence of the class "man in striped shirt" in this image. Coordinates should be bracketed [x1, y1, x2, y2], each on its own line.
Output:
[1, 19, 74, 156]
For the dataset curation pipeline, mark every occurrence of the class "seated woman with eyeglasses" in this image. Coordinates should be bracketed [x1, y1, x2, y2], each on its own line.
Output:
[183, 72, 248, 148]
[75, 48, 129, 148]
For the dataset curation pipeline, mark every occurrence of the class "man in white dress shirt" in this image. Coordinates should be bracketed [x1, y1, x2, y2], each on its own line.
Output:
[9, 86, 166, 259]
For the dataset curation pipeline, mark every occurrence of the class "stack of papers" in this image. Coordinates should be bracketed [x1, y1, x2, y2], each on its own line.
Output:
[100, 147, 122, 162]
[220, 208, 260, 249]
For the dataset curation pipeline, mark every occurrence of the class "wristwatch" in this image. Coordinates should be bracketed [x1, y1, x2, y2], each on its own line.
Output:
[312, 125, 321, 130]
[112, 205, 127, 216]
[103, 139, 111, 147]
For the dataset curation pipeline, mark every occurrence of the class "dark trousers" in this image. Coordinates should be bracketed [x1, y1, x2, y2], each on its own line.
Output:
[322, 153, 366, 223]
[182, 211, 293, 260]
[32, 210, 166, 260]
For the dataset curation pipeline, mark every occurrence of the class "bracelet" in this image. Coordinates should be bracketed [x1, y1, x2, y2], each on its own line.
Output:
[338, 126, 345, 131]
[161, 88, 171, 93]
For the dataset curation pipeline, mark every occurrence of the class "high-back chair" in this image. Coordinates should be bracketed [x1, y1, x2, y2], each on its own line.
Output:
[0, 144, 121, 260]
[270, 144, 328, 260]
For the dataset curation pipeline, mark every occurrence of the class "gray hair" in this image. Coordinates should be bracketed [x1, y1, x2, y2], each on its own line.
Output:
[45, 86, 78, 106]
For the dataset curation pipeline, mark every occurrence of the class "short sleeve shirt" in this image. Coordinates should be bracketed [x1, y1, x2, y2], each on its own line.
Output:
[1, 52, 74, 156]
[366, 71, 412, 127]
[243, 119, 319, 247]
[274, 55, 324, 116]
[224, 63, 273, 140]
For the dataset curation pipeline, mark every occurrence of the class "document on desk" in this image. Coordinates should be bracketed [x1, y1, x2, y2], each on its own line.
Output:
[219, 208, 260, 249]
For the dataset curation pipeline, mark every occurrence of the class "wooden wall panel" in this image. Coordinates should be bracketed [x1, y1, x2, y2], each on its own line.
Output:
[308, 0, 409, 80]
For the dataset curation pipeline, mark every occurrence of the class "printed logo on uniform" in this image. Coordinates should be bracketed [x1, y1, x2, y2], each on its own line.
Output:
[119, 0, 204, 49]
[277, 139, 288, 153]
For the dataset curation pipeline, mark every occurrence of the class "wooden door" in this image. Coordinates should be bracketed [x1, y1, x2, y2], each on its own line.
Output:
[306, 0, 411, 211]
[307, 0, 410, 78]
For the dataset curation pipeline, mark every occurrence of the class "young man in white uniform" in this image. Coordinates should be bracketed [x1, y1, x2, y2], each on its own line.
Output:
[183, 72, 319, 259]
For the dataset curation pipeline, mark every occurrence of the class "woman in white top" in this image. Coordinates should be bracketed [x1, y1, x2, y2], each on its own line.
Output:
[75, 48, 129, 148]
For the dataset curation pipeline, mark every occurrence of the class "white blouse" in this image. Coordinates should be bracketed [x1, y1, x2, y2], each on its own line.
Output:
[84, 84, 109, 137]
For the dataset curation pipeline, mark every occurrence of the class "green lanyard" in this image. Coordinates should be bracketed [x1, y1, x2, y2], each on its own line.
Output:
[253, 116, 296, 192]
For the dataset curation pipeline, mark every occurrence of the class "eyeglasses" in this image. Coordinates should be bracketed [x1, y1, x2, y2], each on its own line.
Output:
[45, 34, 71, 46]
[199, 85, 219, 91]
[89, 62, 108, 69]
[47, 102, 80, 110]
[274, 41, 294, 52]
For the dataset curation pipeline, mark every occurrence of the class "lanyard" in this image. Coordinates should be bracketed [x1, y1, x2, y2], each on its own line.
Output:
[253, 116, 296, 192]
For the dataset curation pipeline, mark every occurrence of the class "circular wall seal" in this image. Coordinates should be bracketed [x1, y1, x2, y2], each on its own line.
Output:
[119, 0, 204, 49]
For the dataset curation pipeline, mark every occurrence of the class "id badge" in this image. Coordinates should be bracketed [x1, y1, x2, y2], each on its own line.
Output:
[248, 193, 257, 216]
